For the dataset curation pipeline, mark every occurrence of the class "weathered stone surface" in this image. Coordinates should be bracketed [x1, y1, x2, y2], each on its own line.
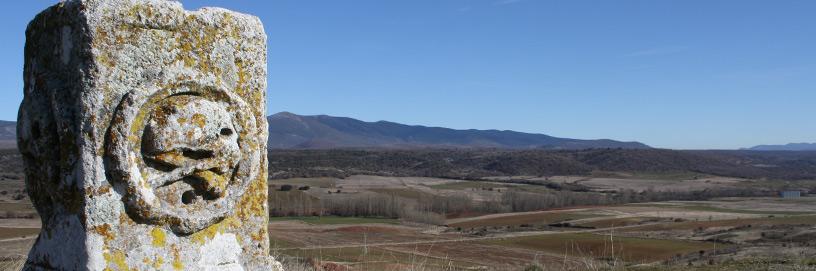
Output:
[18, 0, 281, 270]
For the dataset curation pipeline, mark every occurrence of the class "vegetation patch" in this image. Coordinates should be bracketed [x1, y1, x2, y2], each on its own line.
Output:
[449, 212, 599, 228]
[269, 177, 337, 188]
[576, 217, 662, 228]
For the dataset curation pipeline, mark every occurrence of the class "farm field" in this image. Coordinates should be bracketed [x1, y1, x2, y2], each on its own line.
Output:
[261, 176, 816, 270]
[2, 174, 816, 270]
[265, 197, 816, 270]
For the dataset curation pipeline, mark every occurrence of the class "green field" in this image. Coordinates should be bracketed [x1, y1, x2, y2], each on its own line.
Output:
[269, 216, 400, 225]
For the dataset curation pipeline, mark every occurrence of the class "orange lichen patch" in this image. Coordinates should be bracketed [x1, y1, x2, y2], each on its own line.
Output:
[150, 150, 185, 166]
[250, 227, 267, 242]
[86, 185, 112, 198]
[92, 224, 115, 244]
[119, 212, 135, 226]
[191, 113, 207, 128]
[151, 227, 166, 247]
[98, 185, 112, 194]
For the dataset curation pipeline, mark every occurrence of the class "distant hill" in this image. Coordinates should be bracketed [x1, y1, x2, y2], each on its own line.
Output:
[745, 143, 816, 151]
[267, 112, 650, 150]
[0, 121, 14, 140]
[0, 121, 15, 149]
[268, 148, 816, 181]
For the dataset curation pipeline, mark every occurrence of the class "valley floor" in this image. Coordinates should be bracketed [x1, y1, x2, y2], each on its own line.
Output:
[2, 176, 816, 270]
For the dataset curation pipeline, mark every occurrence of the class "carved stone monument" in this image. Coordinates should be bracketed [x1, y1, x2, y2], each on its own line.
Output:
[18, 0, 281, 269]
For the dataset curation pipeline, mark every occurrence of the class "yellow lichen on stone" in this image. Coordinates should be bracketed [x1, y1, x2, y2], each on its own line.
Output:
[150, 228, 166, 247]
[104, 250, 129, 271]
[250, 227, 266, 242]
[236, 173, 268, 220]
[189, 216, 241, 245]
[153, 256, 164, 269]
[194, 170, 227, 194]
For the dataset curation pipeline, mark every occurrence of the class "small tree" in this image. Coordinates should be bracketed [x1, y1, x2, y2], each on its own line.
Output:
[279, 184, 293, 191]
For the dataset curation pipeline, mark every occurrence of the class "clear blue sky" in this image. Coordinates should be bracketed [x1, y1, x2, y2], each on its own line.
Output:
[3, 1, 815, 149]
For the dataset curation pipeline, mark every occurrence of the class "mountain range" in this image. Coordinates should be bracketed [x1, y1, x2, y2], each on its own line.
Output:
[267, 112, 649, 149]
[1, 114, 812, 151]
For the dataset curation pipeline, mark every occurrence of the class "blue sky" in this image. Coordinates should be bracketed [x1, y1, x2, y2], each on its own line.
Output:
[2, 1, 815, 149]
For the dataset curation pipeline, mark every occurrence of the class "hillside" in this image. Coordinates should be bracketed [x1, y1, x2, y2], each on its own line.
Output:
[746, 143, 816, 151]
[267, 112, 649, 150]
[268, 148, 816, 181]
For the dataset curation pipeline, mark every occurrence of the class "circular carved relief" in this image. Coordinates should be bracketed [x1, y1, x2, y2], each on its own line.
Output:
[106, 81, 259, 234]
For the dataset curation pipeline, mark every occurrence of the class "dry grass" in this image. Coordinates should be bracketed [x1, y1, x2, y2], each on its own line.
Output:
[0, 257, 26, 271]
[370, 188, 433, 200]
[0, 227, 39, 240]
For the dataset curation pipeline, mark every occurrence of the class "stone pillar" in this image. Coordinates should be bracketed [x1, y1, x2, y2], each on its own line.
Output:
[18, 0, 281, 270]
